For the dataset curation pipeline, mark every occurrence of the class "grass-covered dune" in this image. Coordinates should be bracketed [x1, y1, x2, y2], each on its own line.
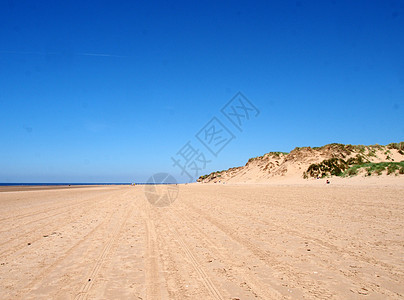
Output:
[198, 142, 404, 183]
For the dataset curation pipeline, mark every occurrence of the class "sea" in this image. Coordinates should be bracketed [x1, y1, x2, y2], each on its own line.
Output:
[0, 182, 175, 186]
[0, 183, 131, 186]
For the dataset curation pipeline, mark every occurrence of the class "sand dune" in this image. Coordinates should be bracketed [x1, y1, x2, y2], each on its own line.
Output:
[0, 184, 403, 299]
[198, 143, 404, 184]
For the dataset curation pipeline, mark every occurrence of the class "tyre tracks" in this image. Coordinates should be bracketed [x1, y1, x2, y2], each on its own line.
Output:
[0, 189, 119, 224]
[0, 193, 117, 258]
[200, 195, 404, 297]
[170, 206, 286, 299]
[161, 210, 224, 300]
[17, 202, 119, 298]
[143, 205, 164, 300]
[186, 202, 334, 299]
[74, 205, 134, 300]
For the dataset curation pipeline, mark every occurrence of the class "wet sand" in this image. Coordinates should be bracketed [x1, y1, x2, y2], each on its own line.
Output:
[0, 184, 403, 299]
[0, 185, 104, 193]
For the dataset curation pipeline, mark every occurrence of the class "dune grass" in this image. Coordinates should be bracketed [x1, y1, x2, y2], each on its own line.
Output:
[342, 161, 404, 177]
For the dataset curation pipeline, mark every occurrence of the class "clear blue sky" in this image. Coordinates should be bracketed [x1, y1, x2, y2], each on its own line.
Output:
[1, 0, 403, 183]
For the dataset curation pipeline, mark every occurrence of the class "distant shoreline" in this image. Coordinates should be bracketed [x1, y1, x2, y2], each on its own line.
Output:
[0, 183, 131, 186]
[0, 183, 131, 192]
[0, 182, 180, 192]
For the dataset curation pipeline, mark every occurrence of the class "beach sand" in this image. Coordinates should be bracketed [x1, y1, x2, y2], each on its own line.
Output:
[0, 182, 403, 299]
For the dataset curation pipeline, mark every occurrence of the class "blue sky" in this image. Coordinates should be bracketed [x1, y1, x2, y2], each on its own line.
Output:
[0, 0, 403, 183]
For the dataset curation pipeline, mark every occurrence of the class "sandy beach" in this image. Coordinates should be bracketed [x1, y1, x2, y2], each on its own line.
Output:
[0, 183, 403, 299]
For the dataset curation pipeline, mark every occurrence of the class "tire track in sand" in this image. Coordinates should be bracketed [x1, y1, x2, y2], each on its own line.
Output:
[144, 211, 162, 300]
[0, 194, 116, 258]
[0, 189, 120, 224]
[170, 207, 285, 300]
[203, 195, 403, 298]
[0, 195, 102, 234]
[74, 206, 134, 300]
[161, 211, 224, 300]
[17, 206, 118, 299]
[187, 202, 334, 299]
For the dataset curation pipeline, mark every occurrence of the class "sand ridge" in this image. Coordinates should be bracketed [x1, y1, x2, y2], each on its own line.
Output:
[198, 143, 404, 184]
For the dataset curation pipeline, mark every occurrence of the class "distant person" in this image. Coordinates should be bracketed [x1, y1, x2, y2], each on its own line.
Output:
[326, 180, 330, 184]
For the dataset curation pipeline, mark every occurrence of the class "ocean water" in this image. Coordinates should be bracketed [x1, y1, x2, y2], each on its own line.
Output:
[0, 182, 177, 186]
[0, 183, 131, 186]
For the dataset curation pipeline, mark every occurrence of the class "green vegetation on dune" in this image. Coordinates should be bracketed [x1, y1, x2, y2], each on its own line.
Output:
[346, 154, 368, 165]
[303, 154, 371, 179]
[247, 151, 289, 163]
[303, 158, 348, 178]
[198, 142, 404, 182]
[342, 161, 404, 177]
[304, 161, 404, 178]
[269, 151, 289, 156]
[387, 142, 404, 150]
[198, 170, 226, 181]
[388, 142, 404, 155]
[303, 142, 404, 178]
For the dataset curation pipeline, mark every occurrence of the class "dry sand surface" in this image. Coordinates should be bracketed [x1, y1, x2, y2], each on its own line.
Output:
[0, 183, 403, 299]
